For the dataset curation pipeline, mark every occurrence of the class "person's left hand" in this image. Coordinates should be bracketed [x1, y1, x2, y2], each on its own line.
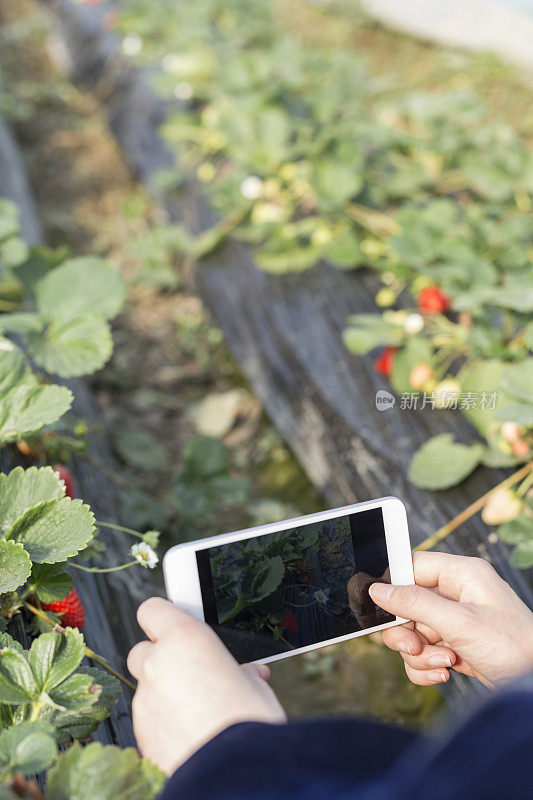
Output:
[127, 597, 286, 776]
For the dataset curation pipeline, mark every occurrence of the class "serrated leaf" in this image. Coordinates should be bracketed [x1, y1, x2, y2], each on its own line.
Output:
[0, 632, 25, 655]
[0, 540, 31, 593]
[409, 434, 485, 490]
[54, 667, 119, 744]
[29, 630, 84, 692]
[7, 497, 95, 564]
[0, 383, 73, 443]
[27, 314, 113, 378]
[0, 649, 37, 704]
[30, 563, 73, 604]
[0, 721, 57, 777]
[0, 342, 34, 398]
[49, 673, 100, 712]
[35, 257, 126, 323]
[250, 555, 284, 602]
[0, 466, 65, 535]
[47, 742, 165, 800]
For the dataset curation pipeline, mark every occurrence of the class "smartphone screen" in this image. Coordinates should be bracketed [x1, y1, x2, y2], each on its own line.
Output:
[196, 507, 394, 663]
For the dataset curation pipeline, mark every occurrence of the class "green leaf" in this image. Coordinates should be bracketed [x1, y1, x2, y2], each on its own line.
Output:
[0, 237, 29, 268]
[28, 630, 85, 692]
[493, 402, 533, 426]
[0, 540, 31, 593]
[0, 466, 64, 535]
[323, 231, 364, 269]
[46, 742, 165, 800]
[342, 314, 403, 355]
[511, 540, 533, 568]
[27, 314, 113, 378]
[54, 667, 119, 744]
[0, 383, 73, 443]
[250, 555, 284, 602]
[183, 436, 229, 478]
[0, 721, 57, 777]
[0, 649, 37, 704]
[113, 428, 169, 472]
[0, 342, 33, 398]
[0, 632, 25, 655]
[7, 497, 95, 563]
[460, 359, 505, 437]
[501, 358, 533, 404]
[409, 434, 485, 490]
[35, 257, 126, 323]
[30, 563, 73, 604]
[391, 337, 432, 395]
[208, 475, 250, 505]
[49, 672, 100, 712]
[0, 313, 42, 335]
[314, 159, 363, 208]
[498, 515, 533, 544]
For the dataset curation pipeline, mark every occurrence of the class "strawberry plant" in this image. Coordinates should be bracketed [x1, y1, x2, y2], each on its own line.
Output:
[0, 200, 163, 798]
[112, 0, 532, 567]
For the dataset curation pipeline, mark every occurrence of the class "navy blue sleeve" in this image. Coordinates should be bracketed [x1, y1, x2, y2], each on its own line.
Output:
[160, 717, 417, 800]
[160, 681, 533, 800]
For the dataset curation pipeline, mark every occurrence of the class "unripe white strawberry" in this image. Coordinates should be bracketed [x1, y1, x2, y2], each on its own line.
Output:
[481, 487, 522, 526]
[410, 362, 433, 390]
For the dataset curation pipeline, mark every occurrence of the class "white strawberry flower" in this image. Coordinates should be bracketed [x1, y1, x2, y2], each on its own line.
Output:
[240, 176, 263, 200]
[403, 313, 424, 335]
[130, 542, 159, 569]
[174, 82, 193, 101]
[313, 589, 328, 605]
[122, 35, 143, 57]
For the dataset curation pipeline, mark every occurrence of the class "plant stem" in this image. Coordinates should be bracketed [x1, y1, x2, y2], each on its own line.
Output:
[70, 560, 138, 573]
[96, 520, 145, 539]
[415, 461, 533, 552]
[24, 601, 136, 691]
[516, 469, 533, 499]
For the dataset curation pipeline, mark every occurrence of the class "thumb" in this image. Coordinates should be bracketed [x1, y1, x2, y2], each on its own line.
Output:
[369, 582, 470, 643]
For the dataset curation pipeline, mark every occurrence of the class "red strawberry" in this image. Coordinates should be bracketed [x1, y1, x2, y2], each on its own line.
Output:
[280, 609, 298, 634]
[54, 465, 75, 499]
[418, 286, 450, 315]
[42, 588, 85, 629]
[373, 346, 397, 376]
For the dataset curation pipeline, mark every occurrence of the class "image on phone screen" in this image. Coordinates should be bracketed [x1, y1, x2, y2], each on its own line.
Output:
[196, 507, 394, 663]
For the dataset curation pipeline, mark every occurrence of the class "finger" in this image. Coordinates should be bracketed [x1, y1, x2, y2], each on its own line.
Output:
[414, 621, 441, 644]
[369, 582, 471, 644]
[137, 597, 202, 642]
[400, 643, 456, 671]
[242, 663, 271, 681]
[411, 552, 495, 600]
[127, 640, 152, 679]
[382, 624, 424, 656]
[404, 662, 449, 686]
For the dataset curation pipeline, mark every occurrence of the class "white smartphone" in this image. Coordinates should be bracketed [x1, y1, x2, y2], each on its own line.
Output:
[164, 496, 414, 665]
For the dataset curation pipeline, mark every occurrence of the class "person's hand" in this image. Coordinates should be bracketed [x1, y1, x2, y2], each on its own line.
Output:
[127, 597, 286, 776]
[370, 552, 533, 688]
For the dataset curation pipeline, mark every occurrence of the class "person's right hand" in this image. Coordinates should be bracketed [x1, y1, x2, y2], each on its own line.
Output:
[369, 552, 533, 688]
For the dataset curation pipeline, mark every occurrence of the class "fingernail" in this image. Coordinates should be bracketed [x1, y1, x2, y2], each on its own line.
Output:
[428, 670, 448, 683]
[369, 583, 394, 604]
[428, 655, 452, 668]
[397, 641, 412, 656]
